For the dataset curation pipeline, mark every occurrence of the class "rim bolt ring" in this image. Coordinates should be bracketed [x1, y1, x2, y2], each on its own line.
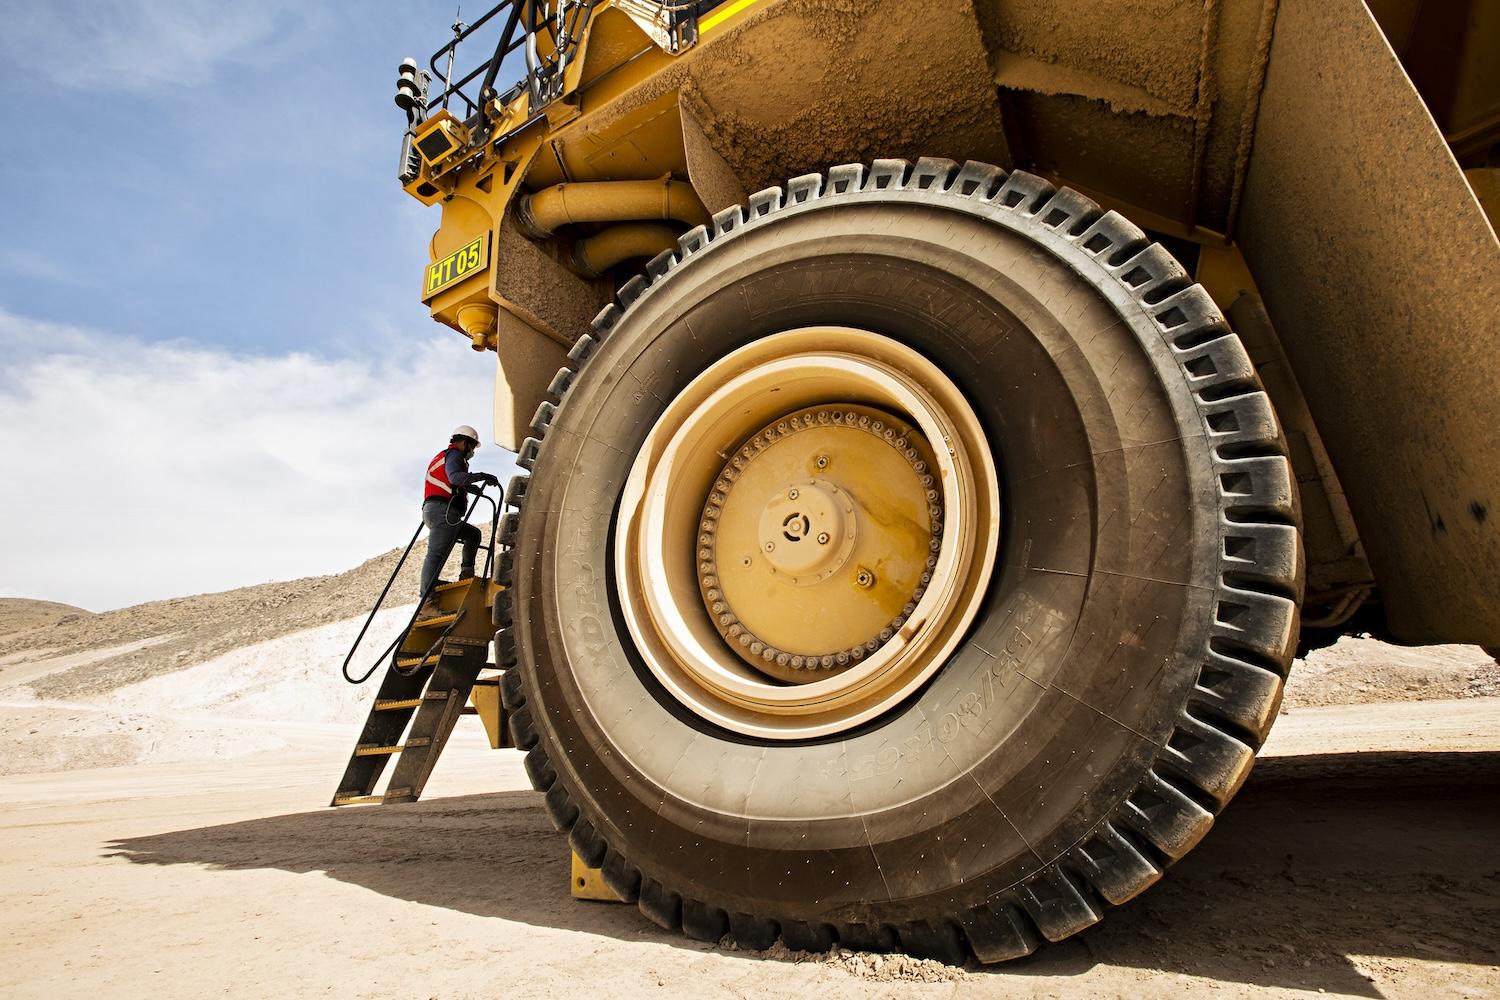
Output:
[695, 402, 952, 679]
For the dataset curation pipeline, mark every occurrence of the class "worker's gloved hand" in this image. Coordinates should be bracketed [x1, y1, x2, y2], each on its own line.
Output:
[477, 472, 501, 487]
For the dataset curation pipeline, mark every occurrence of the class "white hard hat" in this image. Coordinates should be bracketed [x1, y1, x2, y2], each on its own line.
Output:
[451, 424, 481, 444]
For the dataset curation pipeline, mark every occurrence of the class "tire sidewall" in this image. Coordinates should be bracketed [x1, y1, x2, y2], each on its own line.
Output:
[516, 194, 1220, 921]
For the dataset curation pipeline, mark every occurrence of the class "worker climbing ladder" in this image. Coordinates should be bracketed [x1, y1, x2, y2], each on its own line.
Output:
[332, 575, 510, 807]
[328, 479, 625, 900]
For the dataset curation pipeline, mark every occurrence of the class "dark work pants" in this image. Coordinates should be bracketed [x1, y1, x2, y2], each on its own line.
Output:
[420, 499, 481, 598]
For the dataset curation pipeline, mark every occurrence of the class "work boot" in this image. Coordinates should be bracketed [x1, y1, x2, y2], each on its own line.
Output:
[459, 565, 476, 581]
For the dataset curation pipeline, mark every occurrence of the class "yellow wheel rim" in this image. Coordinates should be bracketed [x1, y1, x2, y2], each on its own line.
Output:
[615, 327, 1000, 739]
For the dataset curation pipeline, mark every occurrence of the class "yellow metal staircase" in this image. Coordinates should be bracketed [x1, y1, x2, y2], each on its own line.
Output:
[331, 576, 509, 806]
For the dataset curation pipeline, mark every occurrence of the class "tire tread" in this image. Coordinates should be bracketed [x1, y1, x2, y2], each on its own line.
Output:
[491, 160, 1302, 965]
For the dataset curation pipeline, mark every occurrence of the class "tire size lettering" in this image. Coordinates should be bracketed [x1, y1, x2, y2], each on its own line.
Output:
[564, 526, 612, 657]
[845, 600, 1041, 782]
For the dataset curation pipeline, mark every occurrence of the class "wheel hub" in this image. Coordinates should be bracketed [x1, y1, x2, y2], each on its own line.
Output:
[699, 406, 943, 680]
[754, 477, 853, 583]
[614, 327, 1000, 739]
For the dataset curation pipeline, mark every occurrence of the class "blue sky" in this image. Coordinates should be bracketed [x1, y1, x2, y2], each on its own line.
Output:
[1, 2, 520, 610]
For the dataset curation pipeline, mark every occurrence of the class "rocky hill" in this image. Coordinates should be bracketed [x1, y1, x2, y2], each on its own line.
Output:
[0, 523, 495, 702]
[1, 521, 1497, 777]
[0, 599, 93, 639]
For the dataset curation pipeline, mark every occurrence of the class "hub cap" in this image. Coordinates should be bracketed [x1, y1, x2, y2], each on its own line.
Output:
[615, 327, 1000, 739]
[699, 405, 942, 683]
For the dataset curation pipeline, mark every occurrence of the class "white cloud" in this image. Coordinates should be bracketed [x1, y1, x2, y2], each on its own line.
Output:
[0, 0, 316, 93]
[0, 309, 515, 611]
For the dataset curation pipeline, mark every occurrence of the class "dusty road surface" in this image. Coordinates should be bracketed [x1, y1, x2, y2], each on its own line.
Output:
[4, 582, 1499, 998]
[3, 697, 1499, 1000]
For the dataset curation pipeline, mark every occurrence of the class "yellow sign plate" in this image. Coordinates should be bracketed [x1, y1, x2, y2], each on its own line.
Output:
[423, 236, 489, 300]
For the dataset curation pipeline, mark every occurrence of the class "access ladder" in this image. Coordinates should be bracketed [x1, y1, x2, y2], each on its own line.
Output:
[331, 576, 509, 806]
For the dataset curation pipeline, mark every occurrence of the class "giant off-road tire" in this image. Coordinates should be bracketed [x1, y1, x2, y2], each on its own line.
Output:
[494, 159, 1302, 963]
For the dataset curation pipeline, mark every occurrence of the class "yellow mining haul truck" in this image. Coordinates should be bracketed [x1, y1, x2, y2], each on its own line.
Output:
[392, 0, 1499, 963]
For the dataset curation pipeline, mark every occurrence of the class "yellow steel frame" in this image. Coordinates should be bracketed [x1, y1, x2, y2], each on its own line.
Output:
[402, 2, 769, 348]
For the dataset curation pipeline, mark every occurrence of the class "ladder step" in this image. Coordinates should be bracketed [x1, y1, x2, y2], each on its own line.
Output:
[333, 619, 489, 810]
[354, 737, 432, 757]
[471, 676, 499, 687]
[433, 578, 474, 593]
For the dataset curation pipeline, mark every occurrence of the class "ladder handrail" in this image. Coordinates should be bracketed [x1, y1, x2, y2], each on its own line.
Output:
[341, 483, 503, 685]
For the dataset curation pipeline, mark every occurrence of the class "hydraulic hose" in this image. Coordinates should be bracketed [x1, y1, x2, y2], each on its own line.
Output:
[514, 177, 710, 239]
[572, 222, 681, 278]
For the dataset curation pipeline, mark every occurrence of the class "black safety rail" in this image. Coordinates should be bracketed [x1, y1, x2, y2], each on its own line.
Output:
[422, 1, 734, 128]
[426, 0, 598, 124]
[341, 484, 502, 686]
[397, 1, 738, 184]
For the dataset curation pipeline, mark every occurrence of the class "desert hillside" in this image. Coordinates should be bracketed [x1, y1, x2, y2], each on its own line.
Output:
[0, 598, 92, 639]
[0, 522, 495, 703]
[1, 529, 1496, 778]
[0, 527, 493, 775]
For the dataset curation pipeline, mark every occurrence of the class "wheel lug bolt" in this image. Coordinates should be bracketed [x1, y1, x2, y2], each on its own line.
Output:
[855, 569, 875, 589]
[788, 488, 799, 500]
[814, 455, 829, 469]
[765, 541, 775, 552]
[817, 532, 830, 545]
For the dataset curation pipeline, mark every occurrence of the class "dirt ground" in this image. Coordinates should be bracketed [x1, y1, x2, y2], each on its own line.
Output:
[2, 697, 1498, 997]
[3, 561, 1498, 997]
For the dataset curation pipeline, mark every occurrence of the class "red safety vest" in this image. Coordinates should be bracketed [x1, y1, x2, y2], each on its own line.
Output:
[424, 447, 457, 501]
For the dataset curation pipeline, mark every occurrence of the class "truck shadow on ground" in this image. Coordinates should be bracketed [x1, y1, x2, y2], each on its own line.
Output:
[109, 749, 1500, 995]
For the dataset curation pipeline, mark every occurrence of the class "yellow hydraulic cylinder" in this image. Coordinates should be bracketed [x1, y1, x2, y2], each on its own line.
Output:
[572, 222, 682, 277]
[515, 178, 710, 239]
